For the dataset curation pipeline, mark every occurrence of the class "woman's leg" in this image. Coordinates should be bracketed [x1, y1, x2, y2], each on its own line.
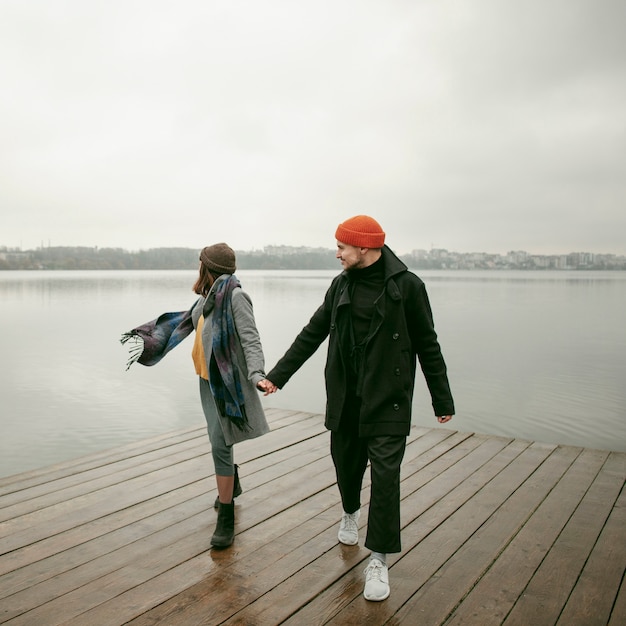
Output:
[200, 378, 237, 548]
[200, 378, 235, 502]
[215, 474, 235, 503]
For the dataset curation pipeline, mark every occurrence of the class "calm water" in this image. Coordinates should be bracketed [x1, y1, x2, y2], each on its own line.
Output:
[1, 269, 625, 478]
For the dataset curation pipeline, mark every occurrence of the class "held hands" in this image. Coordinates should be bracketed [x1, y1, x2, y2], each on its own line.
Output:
[437, 415, 453, 424]
[257, 379, 278, 395]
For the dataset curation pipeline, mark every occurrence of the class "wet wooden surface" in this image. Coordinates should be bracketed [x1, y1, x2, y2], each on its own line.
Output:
[0, 408, 624, 625]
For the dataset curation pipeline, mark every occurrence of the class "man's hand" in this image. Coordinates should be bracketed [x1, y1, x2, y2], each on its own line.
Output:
[437, 415, 453, 424]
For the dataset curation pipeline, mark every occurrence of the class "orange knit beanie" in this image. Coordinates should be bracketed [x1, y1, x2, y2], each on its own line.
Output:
[335, 215, 386, 248]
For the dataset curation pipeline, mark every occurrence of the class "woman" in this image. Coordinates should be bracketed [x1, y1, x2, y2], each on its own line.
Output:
[190, 242, 270, 548]
[122, 242, 269, 547]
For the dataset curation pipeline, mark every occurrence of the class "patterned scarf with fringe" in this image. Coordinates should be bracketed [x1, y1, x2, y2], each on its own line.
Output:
[207, 275, 249, 431]
[120, 308, 195, 369]
[120, 275, 248, 431]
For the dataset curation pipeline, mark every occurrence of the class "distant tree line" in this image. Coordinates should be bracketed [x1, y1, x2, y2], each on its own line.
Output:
[0, 247, 199, 270]
[2, 245, 624, 271]
[0, 246, 340, 271]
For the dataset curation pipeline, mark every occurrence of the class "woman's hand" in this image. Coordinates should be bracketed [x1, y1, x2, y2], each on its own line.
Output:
[257, 379, 278, 395]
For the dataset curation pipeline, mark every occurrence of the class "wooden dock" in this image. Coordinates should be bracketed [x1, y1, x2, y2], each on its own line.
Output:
[0, 408, 624, 625]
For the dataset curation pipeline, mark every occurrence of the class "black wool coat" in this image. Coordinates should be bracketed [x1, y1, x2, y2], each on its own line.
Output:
[267, 246, 455, 437]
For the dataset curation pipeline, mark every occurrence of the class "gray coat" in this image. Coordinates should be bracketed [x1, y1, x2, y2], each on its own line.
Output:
[191, 277, 270, 445]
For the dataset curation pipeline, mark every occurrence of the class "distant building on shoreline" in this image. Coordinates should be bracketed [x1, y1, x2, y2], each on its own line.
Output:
[404, 248, 624, 270]
[1, 245, 625, 271]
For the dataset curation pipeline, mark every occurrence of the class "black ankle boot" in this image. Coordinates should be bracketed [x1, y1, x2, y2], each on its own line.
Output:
[214, 465, 242, 509]
[211, 501, 235, 548]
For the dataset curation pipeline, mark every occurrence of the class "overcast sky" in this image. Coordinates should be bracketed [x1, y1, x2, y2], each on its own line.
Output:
[1, 0, 625, 255]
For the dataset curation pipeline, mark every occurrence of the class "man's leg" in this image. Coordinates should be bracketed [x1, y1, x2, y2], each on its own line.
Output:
[330, 399, 368, 544]
[364, 434, 406, 553]
[331, 427, 368, 515]
[361, 434, 406, 601]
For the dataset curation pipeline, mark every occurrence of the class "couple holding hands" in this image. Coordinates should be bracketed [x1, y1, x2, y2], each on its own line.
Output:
[123, 214, 454, 603]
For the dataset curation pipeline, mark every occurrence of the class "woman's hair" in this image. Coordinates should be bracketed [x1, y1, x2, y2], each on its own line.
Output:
[193, 263, 216, 296]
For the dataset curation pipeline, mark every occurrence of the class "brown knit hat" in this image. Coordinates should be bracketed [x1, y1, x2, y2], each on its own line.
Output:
[335, 215, 385, 248]
[200, 243, 237, 275]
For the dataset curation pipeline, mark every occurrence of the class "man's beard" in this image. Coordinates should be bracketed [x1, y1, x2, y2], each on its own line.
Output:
[345, 258, 366, 271]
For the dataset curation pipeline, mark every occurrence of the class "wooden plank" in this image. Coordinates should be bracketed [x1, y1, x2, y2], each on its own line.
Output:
[314, 441, 551, 624]
[1, 510, 208, 623]
[0, 421, 328, 591]
[608, 573, 626, 626]
[281, 436, 528, 626]
[56, 429, 450, 621]
[382, 444, 584, 625]
[502, 449, 620, 625]
[0, 408, 303, 498]
[0, 430, 325, 598]
[0, 488, 209, 600]
[0, 436, 338, 625]
[0, 439, 210, 520]
[224, 435, 521, 625]
[0, 426, 204, 494]
[554, 454, 626, 626]
[0, 413, 327, 551]
[67, 488, 344, 626]
[520, 448, 624, 624]
[0, 428, 331, 596]
[276, 438, 516, 624]
[440, 446, 609, 626]
[0, 455, 214, 553]
[0, 412, 322, 523]
[0, 416, 334, 619]
[0, 413, 623, 626]
[54, 427, 454, 625]
[0, 408, 319, 502]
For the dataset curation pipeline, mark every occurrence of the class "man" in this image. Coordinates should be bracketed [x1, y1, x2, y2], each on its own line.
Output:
[258, 215, 454, 602]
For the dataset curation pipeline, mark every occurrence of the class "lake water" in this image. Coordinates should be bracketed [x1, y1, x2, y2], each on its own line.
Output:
[1, 269, 625, 478]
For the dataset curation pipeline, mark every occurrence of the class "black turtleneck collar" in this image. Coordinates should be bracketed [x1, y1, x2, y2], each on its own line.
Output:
[347, 254, 385, 282]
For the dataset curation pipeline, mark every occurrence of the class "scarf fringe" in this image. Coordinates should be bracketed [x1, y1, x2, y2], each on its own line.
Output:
[120, 306, 196, 370]
[120, 331, 145, 370]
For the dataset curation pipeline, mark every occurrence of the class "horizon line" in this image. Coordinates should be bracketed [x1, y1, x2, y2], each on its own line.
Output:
[2, 243, 626, 258]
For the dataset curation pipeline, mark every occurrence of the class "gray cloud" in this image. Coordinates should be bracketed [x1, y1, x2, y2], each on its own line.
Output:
[1, 0, 625, 255]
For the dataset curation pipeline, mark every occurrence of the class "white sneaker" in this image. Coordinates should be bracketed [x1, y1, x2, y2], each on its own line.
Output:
[337, 510, 360, 545]
[364, 558, 390, 601]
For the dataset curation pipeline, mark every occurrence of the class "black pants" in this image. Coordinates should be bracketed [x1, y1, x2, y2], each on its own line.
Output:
[330, 398, 406, 553]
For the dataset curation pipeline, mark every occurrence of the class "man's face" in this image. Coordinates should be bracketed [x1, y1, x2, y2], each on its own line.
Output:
[336, 241, 366, 270]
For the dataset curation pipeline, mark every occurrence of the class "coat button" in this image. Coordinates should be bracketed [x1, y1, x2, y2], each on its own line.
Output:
[393, 403, 400, 411]
[392, 333, 399, 340]
[394, 368, 400, 376]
